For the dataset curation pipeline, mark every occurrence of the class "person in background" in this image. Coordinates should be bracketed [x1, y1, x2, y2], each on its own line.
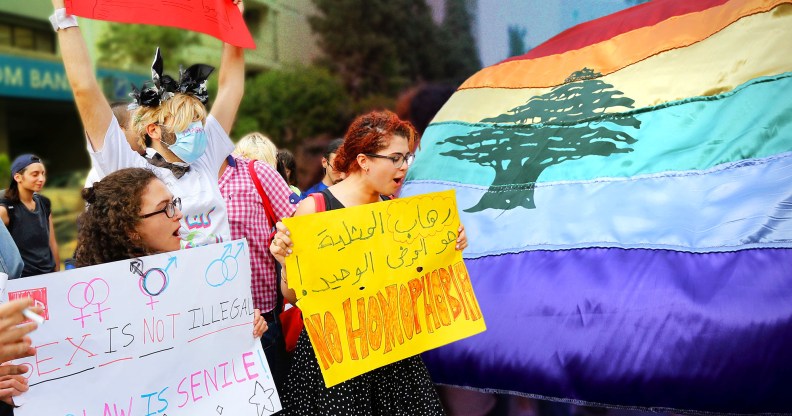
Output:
[234, 132, 278, 168]
[270, 110, 468, 415]
[53, 0, 245, 249]
[0, 158, 53, 413]
[300, 138, 346, 199]
[0, 155, 58, 277]
[218, 141, 297, 391]
[396, 83, 456, 136]
[277, 149, 301, 199]
[84, 101, 146, 188]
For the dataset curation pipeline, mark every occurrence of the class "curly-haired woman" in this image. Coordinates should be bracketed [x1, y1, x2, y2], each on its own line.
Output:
[270, 110, 468, 415]
[75, 168, 181, 266]
[74, 168, 267, 339]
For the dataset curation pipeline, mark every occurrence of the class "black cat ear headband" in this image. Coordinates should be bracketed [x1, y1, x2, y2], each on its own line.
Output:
[128, 47, 215, 109]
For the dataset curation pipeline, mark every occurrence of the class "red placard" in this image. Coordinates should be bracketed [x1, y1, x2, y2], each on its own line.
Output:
[65, 0, 255, 49]
[9, 287, 50, 321]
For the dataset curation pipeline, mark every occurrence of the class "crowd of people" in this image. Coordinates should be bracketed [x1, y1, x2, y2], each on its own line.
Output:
[0, 2, 670, 416]
[0, 1, 476, 415]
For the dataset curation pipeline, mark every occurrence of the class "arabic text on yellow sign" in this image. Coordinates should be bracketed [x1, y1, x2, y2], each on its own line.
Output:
[283, 190, 486, 387]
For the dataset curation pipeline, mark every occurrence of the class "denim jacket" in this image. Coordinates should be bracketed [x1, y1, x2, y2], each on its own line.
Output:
[0, 222, 23, 280]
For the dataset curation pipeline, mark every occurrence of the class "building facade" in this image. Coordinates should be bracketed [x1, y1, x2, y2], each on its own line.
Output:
[0, 0, 320, 177]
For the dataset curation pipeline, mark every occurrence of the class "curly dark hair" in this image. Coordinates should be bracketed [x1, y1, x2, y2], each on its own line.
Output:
[75, 168, 158, 267]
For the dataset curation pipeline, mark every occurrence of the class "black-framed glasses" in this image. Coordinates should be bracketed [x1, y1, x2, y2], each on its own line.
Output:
[140, 197, 182, 219]
[363, 152, 415, 168]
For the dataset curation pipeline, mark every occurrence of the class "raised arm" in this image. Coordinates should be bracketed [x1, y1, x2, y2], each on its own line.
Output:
[211, 42, 245, 134]
[52, 0, 112, 151]
[210, 1, 246, 134]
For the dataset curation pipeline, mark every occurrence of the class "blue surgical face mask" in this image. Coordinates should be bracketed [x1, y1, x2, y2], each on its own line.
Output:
[166, 121, 207, 164]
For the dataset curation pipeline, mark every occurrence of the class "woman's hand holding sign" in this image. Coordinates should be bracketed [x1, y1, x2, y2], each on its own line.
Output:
[270, 221, 296, 304]
[455, 224, 468, 251]
[270, 221, 293, 267]
[252, 309, 268, 338]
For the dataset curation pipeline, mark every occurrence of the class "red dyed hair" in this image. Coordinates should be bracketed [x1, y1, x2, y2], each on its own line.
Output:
[333, 110, 419, 174]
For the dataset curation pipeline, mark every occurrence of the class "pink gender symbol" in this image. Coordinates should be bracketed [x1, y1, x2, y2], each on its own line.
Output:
[67, 278, 111, 328]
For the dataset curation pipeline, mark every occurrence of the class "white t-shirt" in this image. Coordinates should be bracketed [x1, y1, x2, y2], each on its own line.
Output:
[84, 167, 101, 189]
[88, 115, 234, 249]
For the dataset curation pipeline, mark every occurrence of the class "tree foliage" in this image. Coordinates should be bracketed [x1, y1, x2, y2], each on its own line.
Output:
[440, 0, 482, 81]
[96, 23, 201, 69]
[507, 25, 528, 57]
[233, 66, 352, 146]
[308, 0, 479, 98]
[441, 69, 641, 212]
[308, 0, 441, 97]
[0, 153, 9, 189]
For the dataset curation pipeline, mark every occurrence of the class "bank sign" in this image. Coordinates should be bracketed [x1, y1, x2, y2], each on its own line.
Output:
[0, 53, 148, 101]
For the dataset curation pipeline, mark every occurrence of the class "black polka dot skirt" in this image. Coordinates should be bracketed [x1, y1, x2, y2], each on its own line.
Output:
[279, 329, 446, 415]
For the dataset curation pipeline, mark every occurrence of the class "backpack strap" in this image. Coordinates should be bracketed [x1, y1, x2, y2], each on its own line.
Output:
[309, 192, 326, 212]
[0, 198, 14, 232]
[248, 160, 278, 226]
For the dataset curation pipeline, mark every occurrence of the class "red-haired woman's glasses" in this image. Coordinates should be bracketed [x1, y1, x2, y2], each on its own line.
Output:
[364, 152, 415, 168]
[140, 197, 182, 219]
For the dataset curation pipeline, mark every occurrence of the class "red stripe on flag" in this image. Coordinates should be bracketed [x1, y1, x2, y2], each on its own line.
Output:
[500, 0, 729, 64]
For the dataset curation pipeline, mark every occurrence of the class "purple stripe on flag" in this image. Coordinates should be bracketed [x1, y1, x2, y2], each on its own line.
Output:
[424, 247, 792, 414]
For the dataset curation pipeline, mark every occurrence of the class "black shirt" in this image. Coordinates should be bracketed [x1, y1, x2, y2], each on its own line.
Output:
[0, 194, 55, 277]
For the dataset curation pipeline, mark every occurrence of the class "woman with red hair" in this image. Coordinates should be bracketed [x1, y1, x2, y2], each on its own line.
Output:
[270, 110, 467, 415]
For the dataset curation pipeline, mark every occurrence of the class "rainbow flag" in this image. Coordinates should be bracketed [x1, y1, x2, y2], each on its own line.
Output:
[401, 0, 792, 413]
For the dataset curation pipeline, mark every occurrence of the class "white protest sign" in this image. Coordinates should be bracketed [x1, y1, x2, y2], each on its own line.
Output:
[6, 239, 281, 416]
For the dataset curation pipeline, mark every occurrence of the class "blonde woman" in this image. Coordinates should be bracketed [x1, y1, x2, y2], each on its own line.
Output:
[234, 132, 278, 168]
[52, 0, 245, 249]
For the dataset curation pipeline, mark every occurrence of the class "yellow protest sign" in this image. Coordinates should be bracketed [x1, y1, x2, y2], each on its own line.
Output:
[283, 190, 486, 387]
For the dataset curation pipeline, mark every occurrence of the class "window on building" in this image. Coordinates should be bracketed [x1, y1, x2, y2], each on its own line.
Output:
[0, 17, 55, 53]
[243, 6, 267, 38]
[13, 27, 34, 49]
[0, 24, 11, 46]
[34, 31, 53, 53]
[243, 5, 278, 63]
[271, 9, 279, 62]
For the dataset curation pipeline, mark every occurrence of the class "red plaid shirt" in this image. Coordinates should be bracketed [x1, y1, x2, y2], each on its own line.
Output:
[219, 156, 297, 311]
